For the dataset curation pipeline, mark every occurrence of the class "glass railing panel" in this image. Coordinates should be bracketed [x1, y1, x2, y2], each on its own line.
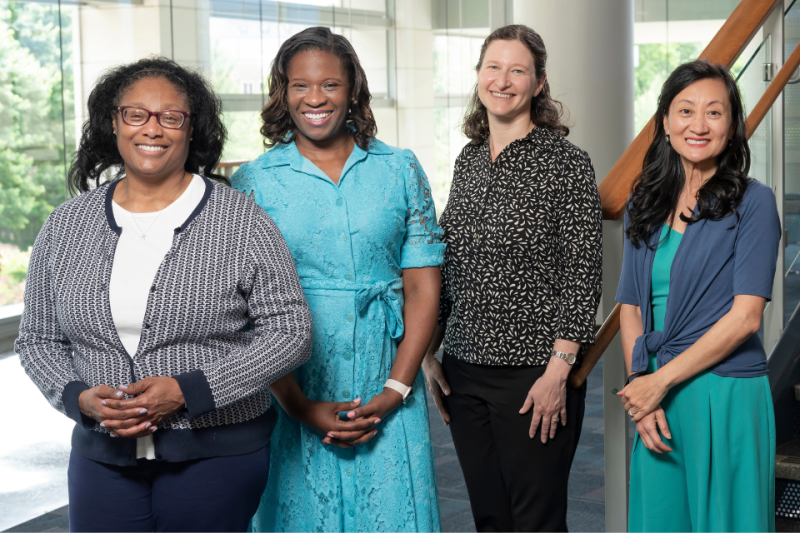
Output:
[785, 0, 800, 324]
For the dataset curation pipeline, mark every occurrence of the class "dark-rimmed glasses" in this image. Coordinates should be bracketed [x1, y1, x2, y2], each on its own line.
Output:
[117, 106, 190, 129]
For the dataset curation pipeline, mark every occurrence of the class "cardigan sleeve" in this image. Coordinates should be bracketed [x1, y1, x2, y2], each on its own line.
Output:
[732, 182, 781, 300]
[15, 213, 96, 429]
[553, 151, 603, 344]
[615, 211, 641, 306]
[174, 206, 312, 419]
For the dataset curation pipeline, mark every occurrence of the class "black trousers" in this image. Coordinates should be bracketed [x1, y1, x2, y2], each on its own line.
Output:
[68, 445, 269, 532]
[443, 353, 586, 532]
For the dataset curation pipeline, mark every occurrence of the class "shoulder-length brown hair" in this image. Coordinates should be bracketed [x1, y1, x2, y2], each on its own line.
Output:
[260, 26, 377, 150]
[462, 24, 569, 143]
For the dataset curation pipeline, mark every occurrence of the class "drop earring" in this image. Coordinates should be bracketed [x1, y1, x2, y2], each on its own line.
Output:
[665, 135, 670, 143]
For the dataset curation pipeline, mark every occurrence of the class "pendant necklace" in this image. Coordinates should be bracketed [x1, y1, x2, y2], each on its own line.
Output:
[125, 174, 186, 240]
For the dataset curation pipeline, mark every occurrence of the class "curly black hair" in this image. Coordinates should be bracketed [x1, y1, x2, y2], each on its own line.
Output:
[260, 26, 377, 150]
[68, 56, 227, 193]
[625, 60, 750, 247]
[462, 24, 569, 142]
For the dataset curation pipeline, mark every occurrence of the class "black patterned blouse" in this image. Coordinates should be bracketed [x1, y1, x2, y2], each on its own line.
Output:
[438, 126, 603, 367]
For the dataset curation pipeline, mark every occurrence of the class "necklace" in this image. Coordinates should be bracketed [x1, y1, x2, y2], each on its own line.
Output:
[125, 173, 186, 240]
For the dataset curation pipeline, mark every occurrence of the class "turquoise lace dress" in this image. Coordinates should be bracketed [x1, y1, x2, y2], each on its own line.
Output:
[231, 138, 445, 533]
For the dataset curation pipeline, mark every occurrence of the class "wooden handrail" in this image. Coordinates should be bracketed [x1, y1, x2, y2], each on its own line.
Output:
[571, 0, 788, 388]
[598, 0, 781, 221]
[746, 39, 800, 136]
[569, 303, 621, 389]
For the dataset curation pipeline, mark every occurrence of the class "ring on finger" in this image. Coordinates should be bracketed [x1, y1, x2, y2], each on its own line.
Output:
[629, 409, 635, 416]
[551, 416, 559, 422]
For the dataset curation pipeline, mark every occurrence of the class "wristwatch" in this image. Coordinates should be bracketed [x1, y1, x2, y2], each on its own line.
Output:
[384, 379, 413, 403]
[550, 349, 577, 365]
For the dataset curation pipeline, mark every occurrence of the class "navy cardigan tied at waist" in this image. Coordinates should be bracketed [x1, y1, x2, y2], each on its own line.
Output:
[616, 180, 781, 378]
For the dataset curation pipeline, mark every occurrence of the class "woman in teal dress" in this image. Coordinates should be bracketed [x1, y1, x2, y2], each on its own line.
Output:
[616, 60, 781, 531]
[231, 27, 443, 532]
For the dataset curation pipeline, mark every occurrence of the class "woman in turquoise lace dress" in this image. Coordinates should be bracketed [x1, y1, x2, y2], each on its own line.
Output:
[231, 27, 444, 532]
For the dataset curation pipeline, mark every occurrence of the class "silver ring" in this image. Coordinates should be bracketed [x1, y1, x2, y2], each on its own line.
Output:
[551, 416, 559, 422]
[629, 409, 634, 416]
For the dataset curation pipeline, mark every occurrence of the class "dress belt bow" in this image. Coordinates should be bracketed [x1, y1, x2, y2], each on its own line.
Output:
[299, 277, 405, 340]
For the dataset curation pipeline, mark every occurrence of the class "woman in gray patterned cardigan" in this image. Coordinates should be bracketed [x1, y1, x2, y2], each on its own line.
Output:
[15, 57, 313, 532]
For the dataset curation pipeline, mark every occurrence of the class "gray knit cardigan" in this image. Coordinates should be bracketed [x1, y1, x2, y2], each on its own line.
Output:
[16, 177, 312, 466]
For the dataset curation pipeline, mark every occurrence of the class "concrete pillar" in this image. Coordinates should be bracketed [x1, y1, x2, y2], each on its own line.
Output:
[512, 2, 634, 531]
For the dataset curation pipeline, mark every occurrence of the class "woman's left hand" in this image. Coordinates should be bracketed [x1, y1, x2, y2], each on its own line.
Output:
[617, 372, 669, 422]
[326, 389, 404, 443]
[520, 366, 568, 444]
[100, 376, 186, 438]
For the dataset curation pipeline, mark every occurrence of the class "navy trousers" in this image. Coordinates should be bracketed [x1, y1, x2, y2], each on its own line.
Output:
[68, 445, 269, 532]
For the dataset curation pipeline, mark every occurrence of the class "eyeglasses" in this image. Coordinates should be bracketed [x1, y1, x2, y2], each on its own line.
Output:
[117, 106, 190, 129]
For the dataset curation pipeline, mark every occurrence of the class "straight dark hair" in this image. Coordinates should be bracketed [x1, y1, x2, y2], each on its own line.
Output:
[462, 24, 569, 143]
[625, 59, 750, 247]
[260, 26, 377, 150]
[68, 57, 227, 193]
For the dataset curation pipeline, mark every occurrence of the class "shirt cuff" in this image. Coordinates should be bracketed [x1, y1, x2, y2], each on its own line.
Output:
[400, 243, 446, 269]
[174, 369, 215, 420]
[62, 380, 96, 430]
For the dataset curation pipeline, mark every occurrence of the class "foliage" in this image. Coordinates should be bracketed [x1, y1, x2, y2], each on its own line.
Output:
[0, 245, 29, 307]
[0, 1, 73, 250]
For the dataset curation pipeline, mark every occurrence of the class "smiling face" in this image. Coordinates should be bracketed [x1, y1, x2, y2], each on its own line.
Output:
[663, 78, 734, 167]
[113, 77, 192, 181]
[286, 49, 351, 144]
[477, 39, 545, 123]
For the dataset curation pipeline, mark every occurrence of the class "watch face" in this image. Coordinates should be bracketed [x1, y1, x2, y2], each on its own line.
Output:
[567, 353, 577, 365]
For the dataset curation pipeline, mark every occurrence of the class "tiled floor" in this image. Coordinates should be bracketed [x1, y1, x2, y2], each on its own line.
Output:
[4, 358, 608, 533]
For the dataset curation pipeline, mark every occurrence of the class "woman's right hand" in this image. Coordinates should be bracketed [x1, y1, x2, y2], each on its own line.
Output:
[78, 385, 149, 431]
[635, 406, 672, 454]
[294, 398, 380, 448]
[421, 353, 451, 426]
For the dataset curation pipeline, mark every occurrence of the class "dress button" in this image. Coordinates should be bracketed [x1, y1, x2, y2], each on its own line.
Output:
[348, 509, 355, 518]
[346, 313, 354, 323]
[343, 390, 351, 398]
[340, 233, 348, 241]
[343, 352, 352, 361]
[346, 467, 354, 476]
[336, 199, 343, 206]
[345, 273, 353, 281]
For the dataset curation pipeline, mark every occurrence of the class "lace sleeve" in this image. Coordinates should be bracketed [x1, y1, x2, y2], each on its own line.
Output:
[399, 150, 446, 269]
[230, 162, 258, 200]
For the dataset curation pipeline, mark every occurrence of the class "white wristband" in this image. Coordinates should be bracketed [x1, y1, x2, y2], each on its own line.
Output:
[384, 379, 412, 401]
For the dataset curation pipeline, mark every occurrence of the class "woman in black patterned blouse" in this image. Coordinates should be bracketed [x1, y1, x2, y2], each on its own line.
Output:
[421, 24, 603, 532]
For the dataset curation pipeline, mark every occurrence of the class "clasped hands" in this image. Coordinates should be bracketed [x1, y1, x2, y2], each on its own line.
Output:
[78, 376, 186, 438]
[617, 372, 673, 454]
[294, 389, 404, 448]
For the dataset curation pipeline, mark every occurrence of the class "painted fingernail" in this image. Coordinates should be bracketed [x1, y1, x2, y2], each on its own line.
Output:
[139, 409, 147, 415]
[109, 433, 116, 438]
[145, 422, 152, 429]
[151, 427, 157, 432]
[347, 412, 355, 419]
[355, 398, 361, 403]
[374, 419, 381, 424]
[100, 422, 106, 428]
[611, 388, 619, 394]
[120, 385, 129, 390]
[327, 433, 334, 438]
[101, 400, 107, 406]
[116, 391, 123, 398]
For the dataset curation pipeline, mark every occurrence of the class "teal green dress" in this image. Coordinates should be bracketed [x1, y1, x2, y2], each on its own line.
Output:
[629, 225, 776, 532]
[231, 139, 444, 532]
